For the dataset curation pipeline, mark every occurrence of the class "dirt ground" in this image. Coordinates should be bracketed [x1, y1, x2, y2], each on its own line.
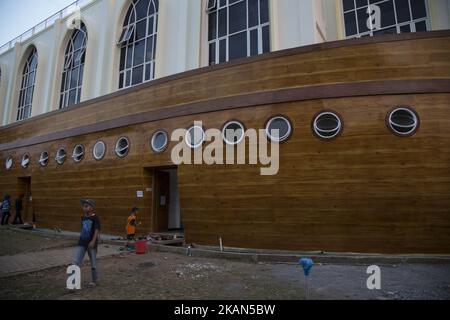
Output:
[0, 229, 74, 256]
[0, 228, 449, 300]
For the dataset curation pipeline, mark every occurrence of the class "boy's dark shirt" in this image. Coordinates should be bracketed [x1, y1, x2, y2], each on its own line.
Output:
[78, 214, 101, 249]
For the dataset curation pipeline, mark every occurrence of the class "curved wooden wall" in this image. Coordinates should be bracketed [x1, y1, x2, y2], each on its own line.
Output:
[1, 31, 450, 253]
[1, 31, 449, 146]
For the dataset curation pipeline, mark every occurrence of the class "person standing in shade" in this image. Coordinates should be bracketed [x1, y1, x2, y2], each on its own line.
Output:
[1, 194, 11, 226]
[74, 199, 101, 287]
[13, 194, 24, 225]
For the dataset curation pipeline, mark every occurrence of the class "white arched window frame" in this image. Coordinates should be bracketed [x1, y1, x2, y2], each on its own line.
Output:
[118, 0, 159, 89]
[207, 0, 270, 65]
[60, 23, 87, 109]
[17, 48, 38, 121]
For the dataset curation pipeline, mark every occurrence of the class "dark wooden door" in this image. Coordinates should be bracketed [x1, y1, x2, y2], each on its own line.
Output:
[155, 171, 170, 232]
[17, 177, 32, 223]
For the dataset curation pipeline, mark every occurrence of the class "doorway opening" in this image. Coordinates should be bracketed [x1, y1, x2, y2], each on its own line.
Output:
[17, 177, 32, 223]
[152, 167, 182, 233]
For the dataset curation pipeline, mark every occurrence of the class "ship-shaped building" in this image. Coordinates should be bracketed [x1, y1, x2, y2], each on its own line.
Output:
[1, 0, 449, 253]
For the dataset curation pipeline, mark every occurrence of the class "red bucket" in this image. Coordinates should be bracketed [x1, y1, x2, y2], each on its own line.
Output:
[135, 240, 148, 254]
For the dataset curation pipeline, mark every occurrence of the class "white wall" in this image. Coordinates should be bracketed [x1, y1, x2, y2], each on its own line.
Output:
[270, 0, 303, 50]
[48, 0, 113, 112]
[429, 0, 450, 30]
[156, 0, 201, 78]
[1, 26, 57, 124]
[322, 0, 342, 42]
[0, 50, 15, 124]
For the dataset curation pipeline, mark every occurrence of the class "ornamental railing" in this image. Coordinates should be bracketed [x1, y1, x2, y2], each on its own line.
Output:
[0, 0, 95, 55]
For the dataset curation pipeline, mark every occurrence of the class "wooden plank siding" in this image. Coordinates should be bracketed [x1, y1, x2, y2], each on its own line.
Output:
[1, 32, 450, 145]
[177, 94, 450, 254]
[1, 32, 450, 253]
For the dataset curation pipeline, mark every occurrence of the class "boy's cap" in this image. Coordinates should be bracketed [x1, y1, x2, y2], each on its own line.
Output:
[81, 199, 96, 208]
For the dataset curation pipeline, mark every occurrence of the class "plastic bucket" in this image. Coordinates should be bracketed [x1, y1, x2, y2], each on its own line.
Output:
[135, 240, 148, 254]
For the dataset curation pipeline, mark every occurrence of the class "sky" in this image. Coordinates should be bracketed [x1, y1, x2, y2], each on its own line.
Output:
[0, 0, 75, 46]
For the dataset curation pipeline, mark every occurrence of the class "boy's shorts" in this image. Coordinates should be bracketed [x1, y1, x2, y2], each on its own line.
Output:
[127, 234, 136, 241]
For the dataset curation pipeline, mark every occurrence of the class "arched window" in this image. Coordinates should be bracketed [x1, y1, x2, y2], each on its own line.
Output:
[342, 0, 430, 38]
[118, 0, 159, 89]
[17, 48, 38, 121]
[60, 23, 87, 109]
[207, 0, 270, 65]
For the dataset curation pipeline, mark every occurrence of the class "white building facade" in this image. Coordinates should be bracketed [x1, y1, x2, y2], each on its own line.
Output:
[0, 0, 449, 126]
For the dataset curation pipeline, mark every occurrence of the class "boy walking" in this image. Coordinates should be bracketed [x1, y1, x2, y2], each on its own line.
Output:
[74, 199, 101, 287]
[125, 207, 139, 249]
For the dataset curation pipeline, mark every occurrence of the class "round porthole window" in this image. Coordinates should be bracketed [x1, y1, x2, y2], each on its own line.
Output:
[313, 111, 343, 140]
[151, 130, 168, 153]
[93, 141, 106, 161]
[222, 121, 245, 145]
[21, 154, 30, 169]
[72, 145, 85, 163]
[5, 156, 13, 171]
[55, 148, 67, 165]
[186, 126, 205, 149]
[39, 151, 49, 167]
[115, 137, 130, 158]
[388, 107, 419, 136]
[265, 116, 292, 142]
